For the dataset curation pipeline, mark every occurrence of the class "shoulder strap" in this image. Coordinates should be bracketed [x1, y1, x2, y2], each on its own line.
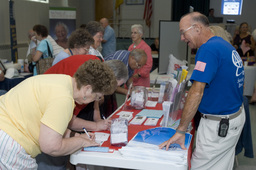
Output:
[45, 40, 53, 58]
[69, 48, 73, 56]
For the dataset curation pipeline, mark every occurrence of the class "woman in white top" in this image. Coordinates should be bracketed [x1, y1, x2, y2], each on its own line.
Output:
[85, 21, 105, 61]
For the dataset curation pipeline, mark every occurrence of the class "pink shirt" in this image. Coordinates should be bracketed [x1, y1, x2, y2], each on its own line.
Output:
[128, 40, 153, 87]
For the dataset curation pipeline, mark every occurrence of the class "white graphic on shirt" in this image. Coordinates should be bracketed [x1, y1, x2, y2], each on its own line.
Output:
[232, 50, 244, 77]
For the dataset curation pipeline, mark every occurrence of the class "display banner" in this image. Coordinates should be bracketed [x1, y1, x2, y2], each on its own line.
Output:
[9, 0, 18, 62]
[49, 7, 76, 41]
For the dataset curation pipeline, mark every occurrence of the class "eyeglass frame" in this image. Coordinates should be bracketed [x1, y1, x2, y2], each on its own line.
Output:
[180, 25, 195, 36]
[135, 61, 142, 68]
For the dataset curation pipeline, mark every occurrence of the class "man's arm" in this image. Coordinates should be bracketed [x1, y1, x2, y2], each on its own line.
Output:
[115, 86, 128, 95]
[159, 81, 206, 150]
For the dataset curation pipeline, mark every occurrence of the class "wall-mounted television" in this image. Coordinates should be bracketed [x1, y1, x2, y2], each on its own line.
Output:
[221, 0, 243, 15]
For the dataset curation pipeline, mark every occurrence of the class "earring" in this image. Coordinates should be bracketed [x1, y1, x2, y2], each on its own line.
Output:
[83, 96, 86, 100]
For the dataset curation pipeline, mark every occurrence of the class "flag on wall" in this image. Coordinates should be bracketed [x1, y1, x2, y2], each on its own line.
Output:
[143, 0, 152, 27]
[115, 0, 124, 9]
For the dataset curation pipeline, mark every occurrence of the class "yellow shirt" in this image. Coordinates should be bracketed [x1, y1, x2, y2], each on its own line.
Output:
[0, 74, 75, 157]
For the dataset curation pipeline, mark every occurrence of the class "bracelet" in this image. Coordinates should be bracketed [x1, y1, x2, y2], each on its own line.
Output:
[176, 129, 186, 135]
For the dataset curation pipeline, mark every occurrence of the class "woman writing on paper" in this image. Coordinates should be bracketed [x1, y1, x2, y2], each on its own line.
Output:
[0, 60, 117, 169]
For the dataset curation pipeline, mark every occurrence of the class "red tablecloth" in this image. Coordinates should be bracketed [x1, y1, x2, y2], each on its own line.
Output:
[100, 100, 194, 169]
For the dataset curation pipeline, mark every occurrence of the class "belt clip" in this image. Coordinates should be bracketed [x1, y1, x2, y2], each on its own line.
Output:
[202, 114, 207, 119]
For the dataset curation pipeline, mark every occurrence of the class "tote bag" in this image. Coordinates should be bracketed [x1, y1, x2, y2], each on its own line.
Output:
[36, 41, 54, 74]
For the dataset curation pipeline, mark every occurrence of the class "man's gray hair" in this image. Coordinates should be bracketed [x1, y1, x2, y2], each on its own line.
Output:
[130, 49, 147, 62]
[131, 24, 143, 35]
[105, 60, 129, 83]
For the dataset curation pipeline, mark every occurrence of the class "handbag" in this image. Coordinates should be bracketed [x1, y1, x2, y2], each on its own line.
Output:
[36, 41, 54, 74]
[28, 62, 35, 73]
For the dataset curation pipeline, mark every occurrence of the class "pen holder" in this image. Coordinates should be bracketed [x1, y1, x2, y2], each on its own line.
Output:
[130, 86, 148, 109]
[110, 118, 128, 147]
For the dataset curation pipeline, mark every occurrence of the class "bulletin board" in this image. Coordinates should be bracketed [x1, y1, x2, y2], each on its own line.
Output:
[158, 21, 187, 74]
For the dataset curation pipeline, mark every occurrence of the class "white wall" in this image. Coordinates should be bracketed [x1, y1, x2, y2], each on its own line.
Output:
[210, 0, 256, 35]
[112, 0, 172, 38]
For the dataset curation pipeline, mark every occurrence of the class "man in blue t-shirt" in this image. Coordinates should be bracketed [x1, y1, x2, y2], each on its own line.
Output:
[100, 18, 116, 57]
[104, 49, 147, 95]
[159, 12, 245, 170]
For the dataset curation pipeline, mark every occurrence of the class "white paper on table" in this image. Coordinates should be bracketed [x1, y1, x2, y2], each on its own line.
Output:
[145, 101, 157, 107]
[94, 132, 110, 145]
[117, 111, 134, 115]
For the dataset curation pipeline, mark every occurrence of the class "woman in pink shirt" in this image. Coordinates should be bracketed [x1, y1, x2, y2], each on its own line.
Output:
[128, 24, 152, 87]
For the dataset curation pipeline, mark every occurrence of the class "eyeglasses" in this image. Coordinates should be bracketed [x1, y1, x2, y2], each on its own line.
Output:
[180, 25, 194, 36]
[94, 94, 103, 101]
[84, 47, 90, 52]
[135, 61, 142, 68]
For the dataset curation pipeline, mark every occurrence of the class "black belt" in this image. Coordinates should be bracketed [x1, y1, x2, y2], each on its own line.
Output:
[200, 105, 243, 121]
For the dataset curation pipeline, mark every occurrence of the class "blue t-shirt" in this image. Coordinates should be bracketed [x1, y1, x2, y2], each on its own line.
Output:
[190, 36, 244, 115]
[52, 50, 70, 66]
[104, 50, 133, 78]
[102, 25, 116, 57]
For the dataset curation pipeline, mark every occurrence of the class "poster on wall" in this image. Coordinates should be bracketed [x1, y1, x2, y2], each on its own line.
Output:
[49, 7, 76, 48]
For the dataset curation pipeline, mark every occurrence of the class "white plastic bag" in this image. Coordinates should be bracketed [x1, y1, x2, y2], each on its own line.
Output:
[167, 54, 187, 75]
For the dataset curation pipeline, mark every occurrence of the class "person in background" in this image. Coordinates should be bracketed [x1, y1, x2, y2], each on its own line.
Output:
[85, 21, 105, 61]
[100, 18, 116, 57]
[104, 49, 147, 95]
[128, 24, 152, 87]
[159, 12, 245, 170]
[52, 28, 94, 66]
[210, 25, 232, 43]
[32, 24, 53, 76]
[27, 29, 63, 59]
[232, 22, 255, 64]
[0, 60, 117, 169]
[207, 8, 215, 23]
[55, 22, 69, 49]
[0, 68, 6, 96]
[150, 37, 159, 54]
[250, 29, 256, 104]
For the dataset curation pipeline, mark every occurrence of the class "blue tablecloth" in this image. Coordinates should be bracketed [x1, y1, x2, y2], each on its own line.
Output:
[0, 74, 32, 91]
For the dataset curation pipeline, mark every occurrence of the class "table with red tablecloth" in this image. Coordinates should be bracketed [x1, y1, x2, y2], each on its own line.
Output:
[70, 99, 195, 170]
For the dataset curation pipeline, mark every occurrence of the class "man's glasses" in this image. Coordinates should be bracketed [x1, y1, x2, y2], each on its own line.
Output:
[135, 61, 142, 68]
[180, 25, 194, 36]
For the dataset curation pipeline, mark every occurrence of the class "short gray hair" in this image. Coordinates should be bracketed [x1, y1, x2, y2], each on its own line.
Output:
[105, 60, 129, 83]
[55, 22, 69, 33]
[130, 49, 147, 62]
[86, 21, 104, 37]
[131, 24, 143, 35]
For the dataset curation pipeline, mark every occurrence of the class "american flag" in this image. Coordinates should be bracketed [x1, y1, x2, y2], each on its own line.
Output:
[143, 0, 152, 27]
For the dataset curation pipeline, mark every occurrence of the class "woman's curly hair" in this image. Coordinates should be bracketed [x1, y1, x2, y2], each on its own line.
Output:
[74, 60, 117, 95]
[68, 28, 94, 48]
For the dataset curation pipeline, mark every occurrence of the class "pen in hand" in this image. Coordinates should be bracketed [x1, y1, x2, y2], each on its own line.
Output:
[83, 127, 91, 139]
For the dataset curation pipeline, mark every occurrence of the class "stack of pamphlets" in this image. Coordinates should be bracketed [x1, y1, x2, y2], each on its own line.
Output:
[119, 127, 192, 165]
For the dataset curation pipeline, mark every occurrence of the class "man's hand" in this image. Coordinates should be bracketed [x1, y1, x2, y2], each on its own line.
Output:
[96, 119, 112, 131]
[159, 132, 186, 150]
